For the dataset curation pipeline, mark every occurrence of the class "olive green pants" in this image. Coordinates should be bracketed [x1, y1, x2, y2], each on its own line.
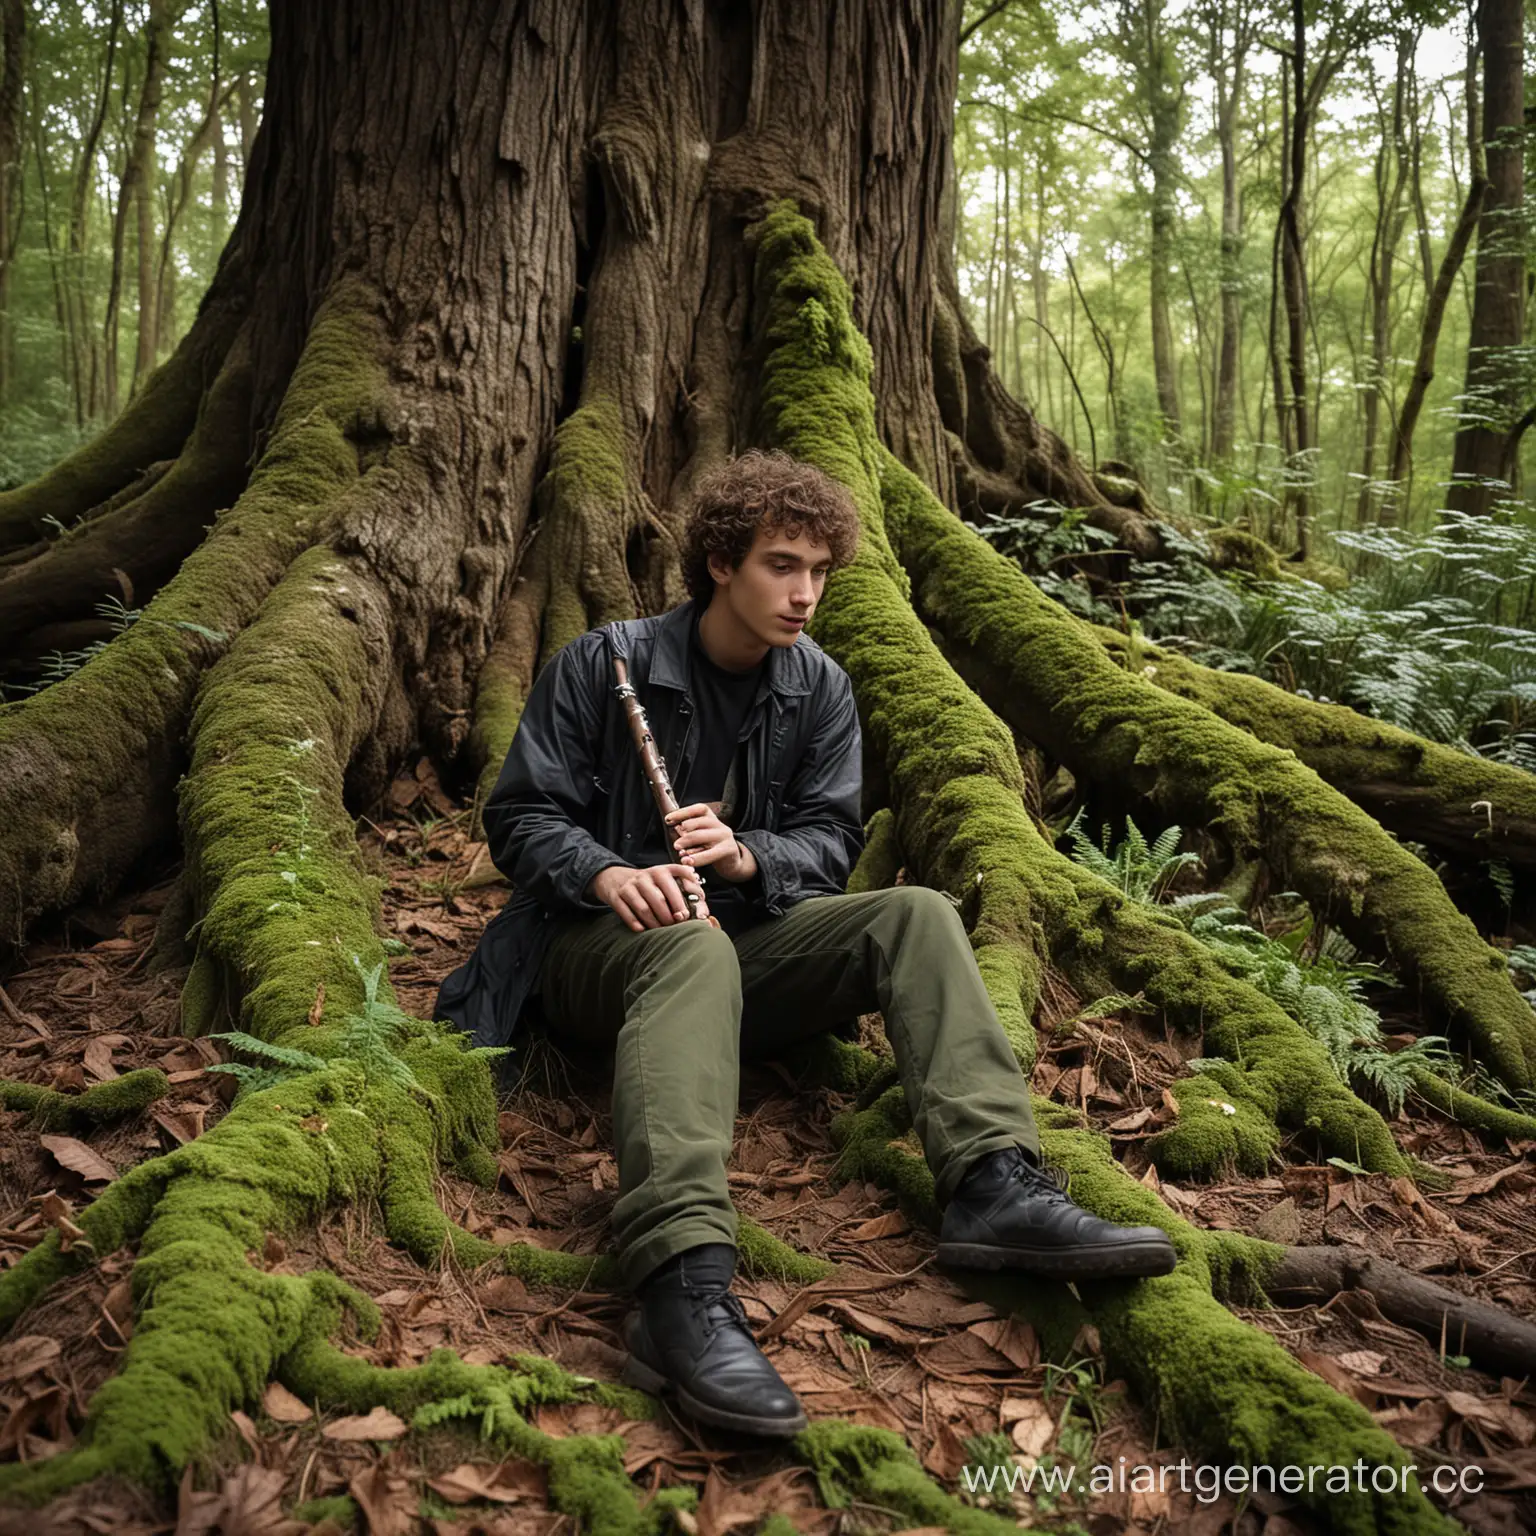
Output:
[537, 885, 1040, 1290]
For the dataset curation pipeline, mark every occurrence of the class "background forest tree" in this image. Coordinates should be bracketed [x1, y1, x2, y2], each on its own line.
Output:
[0, 0, 1534, 1533]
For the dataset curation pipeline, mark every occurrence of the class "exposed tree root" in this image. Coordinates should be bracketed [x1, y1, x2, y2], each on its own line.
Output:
[1092, 625, 1536, 874]
[830, 1066, 1459, 1536]
[0, 328, 256, 663]
[278, 1327, 688, 1536]
[795, 1419, 1028, 1534]
[0, 281, 396, 952]
[887, 474, 1536, 1093]
[0, 461, 175, 575]
[1408, 1069, 1536, 1143]
[0, 277, 247, 554]
[746, 203, 1405, 1181]
[1266, 1245, 1536, 1380]
[0, 1067, 169, 1130]
[928, 270, 1164, 561]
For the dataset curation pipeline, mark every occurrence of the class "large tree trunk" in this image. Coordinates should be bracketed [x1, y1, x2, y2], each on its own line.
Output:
[0, 3, 1521, 1529]
[1448, 0, 1525, 515]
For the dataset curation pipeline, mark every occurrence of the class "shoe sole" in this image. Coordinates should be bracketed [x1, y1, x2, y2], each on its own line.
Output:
[620, 1353, 808, 1439]
[936, 1238, 1178, 1279]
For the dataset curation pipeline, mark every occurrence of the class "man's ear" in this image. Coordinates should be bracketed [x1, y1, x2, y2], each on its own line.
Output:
[706, 550, 734, 586]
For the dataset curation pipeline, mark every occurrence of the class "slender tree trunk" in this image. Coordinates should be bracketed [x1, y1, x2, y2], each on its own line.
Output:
[104, 0, 171, 417]
[0, 0, 24, 407]
[1449, 0, 1525, 515]
[1140, 0, 1183, 444]
[1356, 36, 1414, 526]
[1389, 30, 1485, 509]
[1209, 1, 1249, 466]
[1277, 0, 1312, 554]
[65, 0, 124, 425]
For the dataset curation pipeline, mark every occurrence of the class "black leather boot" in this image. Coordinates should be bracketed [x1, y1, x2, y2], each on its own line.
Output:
[620, 1243, 808, 1438]
[938, 1146, 1177, 1279]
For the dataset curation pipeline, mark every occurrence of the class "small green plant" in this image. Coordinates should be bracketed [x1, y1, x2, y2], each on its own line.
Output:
[205, 1031, 329, 1095]
[1063, 810, 1200, 902]
[840, 1330, 873, 1388]
[1066, 816, 1452, 1116]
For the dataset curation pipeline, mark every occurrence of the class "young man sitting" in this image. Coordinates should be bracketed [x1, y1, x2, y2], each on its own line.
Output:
[435, 450, 1175, 1438]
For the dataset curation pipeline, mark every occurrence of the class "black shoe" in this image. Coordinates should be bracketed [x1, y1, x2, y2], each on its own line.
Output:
[620, 1243, 808, 1438]
[937, 1146, 1177, 1279]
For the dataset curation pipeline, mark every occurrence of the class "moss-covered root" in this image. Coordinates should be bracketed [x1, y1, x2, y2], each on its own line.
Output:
[280, 1325, 688, 1536]
[846, 806, 904, 894]
[1040, 1127, 1459, 1536]
[794, 1420, 1027, 1535]
[743, 203, 1403, 1179]
[0, 325, 257, 660]
[0, 1068, 169, 1131]
[1092, 624, 1536, 874]
[832, 1074, 1456, 1536]
[882, 453, 1536, 1093]
[0, 1154, 173, 1333]
[1410, 1068, 1536, 1143]
[0, 281, 246, 553]
[0, 279, 398, 952]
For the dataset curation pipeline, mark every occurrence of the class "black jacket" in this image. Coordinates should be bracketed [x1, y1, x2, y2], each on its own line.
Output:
[432, 598, 865, 1048]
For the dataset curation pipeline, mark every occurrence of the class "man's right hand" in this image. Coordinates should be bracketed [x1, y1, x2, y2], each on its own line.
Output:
[588, 864, 711, 932]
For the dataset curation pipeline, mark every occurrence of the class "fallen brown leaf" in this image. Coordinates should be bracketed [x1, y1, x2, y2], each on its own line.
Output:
[39, 1135, 116, 1184]
[1006, 1398, 1056, 1461]
[844, 1210, 909, 1242]
[262, 1381, 313, 1423]
[1444, 1390, 1536, 1448]
[0, 1334, 61, 1382]
[322, 1406, 408, 1441]
[349, 1463, 415, 1536]
[427, 1459, 543, 1506]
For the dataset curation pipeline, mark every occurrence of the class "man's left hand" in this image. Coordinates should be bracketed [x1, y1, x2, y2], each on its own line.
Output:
[665, 802, 757, 882]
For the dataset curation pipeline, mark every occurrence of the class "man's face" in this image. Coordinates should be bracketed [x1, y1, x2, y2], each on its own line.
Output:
[708, 520, 833, 647]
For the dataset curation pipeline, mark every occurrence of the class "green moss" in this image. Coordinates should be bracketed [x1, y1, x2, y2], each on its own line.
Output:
[1409, 1068, 1536, 1142]
[795, 1420, 1024, 1534]
[1147, 1070, 1281, 1178]
[819, 1039, 1450, 1534]
[736, 1220, 837, 1285]
[0, 279, 397, 952]
[530, 398, 639, 669]
[279, 1335, 665, 1536]
[290, 1495, 358, 1530]
[1205, 525, 1284, 581]
[846, 807, 903, 893]
[0, 1068, 169, 1130]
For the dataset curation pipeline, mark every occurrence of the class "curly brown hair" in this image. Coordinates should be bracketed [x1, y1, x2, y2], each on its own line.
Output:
[680, 450, 861, 603]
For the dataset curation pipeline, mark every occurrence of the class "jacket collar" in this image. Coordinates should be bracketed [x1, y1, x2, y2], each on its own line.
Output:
[648, 599, 814, 699]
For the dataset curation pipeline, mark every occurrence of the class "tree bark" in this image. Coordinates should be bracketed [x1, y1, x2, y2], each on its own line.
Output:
[1448, 0, 1525, 515]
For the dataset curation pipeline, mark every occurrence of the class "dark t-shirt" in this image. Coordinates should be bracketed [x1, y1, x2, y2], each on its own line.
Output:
[628, 614, 765, 933]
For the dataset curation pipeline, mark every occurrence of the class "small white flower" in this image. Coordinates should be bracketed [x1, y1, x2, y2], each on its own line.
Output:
[1207, 1098, 1238, 1116]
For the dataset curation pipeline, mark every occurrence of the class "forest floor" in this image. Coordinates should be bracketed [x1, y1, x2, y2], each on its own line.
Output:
[1, 756, 1534, 1536]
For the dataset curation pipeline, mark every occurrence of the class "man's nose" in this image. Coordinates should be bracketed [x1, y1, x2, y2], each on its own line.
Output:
[791, 575, 815, 607]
